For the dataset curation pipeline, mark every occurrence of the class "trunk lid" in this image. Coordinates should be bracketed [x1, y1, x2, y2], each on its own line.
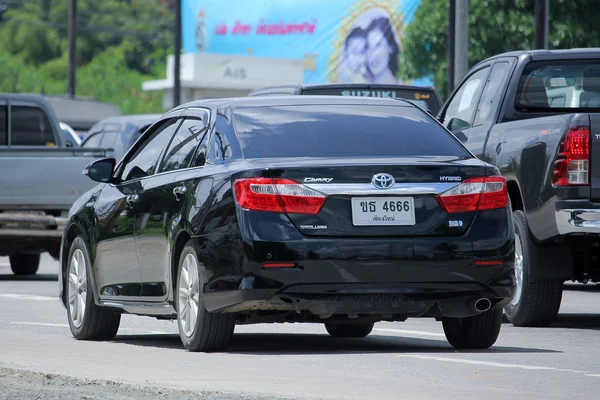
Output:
[248, 156, 490, 237]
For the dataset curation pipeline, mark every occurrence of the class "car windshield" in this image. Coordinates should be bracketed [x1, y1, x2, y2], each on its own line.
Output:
[232, 104, 469, 159]
[516, 61, 600, 111]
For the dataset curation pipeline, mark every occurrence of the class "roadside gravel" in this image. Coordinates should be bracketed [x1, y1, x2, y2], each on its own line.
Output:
[0, 367, 293, 400]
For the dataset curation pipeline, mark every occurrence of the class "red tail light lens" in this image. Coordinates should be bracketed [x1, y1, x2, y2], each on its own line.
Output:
[553, 127, 590, 186]
[233, 178, 327, 215]
[436, 176, 509, 213]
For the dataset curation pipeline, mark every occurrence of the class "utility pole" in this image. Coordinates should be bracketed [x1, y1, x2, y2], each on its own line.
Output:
[447, 0, 456, 97]
[454, 0, 468, 85]
[173, 0, 182, 107]
[67, 0, 77, 98]
[534, 0, 549, 49]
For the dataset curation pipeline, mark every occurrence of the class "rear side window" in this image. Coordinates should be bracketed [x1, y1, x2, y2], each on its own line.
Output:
[0, 106, 6, 145]
[11, 106, 55, 146]
[158, 118, 208, 173]
[233, 104, 469, 158]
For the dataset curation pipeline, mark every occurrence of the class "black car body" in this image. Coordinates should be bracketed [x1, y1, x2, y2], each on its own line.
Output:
[59, 96, 514, 352]
[248, 83, 443, 115]
[438, 48, 600, 327]
[82, 114, 162, 162]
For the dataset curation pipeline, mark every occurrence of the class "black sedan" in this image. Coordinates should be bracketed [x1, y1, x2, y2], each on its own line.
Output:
[58, 96, 515, 352]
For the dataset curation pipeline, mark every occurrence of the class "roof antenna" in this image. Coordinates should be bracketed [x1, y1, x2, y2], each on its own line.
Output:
[566, 37, 572, 49]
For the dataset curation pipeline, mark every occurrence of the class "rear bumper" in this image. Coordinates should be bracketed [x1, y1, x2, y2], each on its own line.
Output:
[0, 212, 67, 238]
[202, 239, 516, 318]
[556, 209, 600, 234]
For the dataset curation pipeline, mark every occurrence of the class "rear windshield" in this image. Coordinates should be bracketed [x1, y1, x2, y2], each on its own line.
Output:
[232, 104, 469, 159]
[516, 61, 600, 111]
[301, 87, 440, 113]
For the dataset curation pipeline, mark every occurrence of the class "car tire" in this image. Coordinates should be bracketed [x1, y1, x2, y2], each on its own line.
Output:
[504, 210, 563, 327]
[176, 241, 235, 352]
[66, 236, 121, 341]
[324, 322, 374, 338]
[442, 308, 503, 349]
[9, 252, 40, 275]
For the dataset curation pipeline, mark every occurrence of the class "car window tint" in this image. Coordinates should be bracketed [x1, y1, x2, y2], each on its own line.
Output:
[441, 67, 489, 131]
[99, 130, 119, 148]
[82, 133, 103, 148]
[209, 117, 234, 162]
[120, 118, 181, 181]
[11, 106, 55, 146]
[159, 118, 208, 173]
[0, 106, 6, 145]
[233, 104, 469, 158]
[474, 62, 511, 126]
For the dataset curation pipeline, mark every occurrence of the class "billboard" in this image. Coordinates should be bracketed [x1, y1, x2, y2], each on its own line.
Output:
[182, 0, 431, 86]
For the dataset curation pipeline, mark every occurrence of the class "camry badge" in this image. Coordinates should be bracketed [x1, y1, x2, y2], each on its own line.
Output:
[372, 173, 395, 190]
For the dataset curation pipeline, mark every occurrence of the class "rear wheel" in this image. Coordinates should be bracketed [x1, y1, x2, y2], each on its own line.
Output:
[9, 252, 40, 275]
[504, 210, 563, 327]
[176, 241, 235, 352]
[66, 237, 121, 340]
[324, 322, 374, 338]
[442, 308, 503, 349]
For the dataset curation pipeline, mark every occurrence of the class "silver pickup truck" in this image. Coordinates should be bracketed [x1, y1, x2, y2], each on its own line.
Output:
[0, 93, 111, 275]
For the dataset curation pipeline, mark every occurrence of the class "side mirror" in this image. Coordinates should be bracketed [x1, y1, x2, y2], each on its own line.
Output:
[83, 158, 116, 183]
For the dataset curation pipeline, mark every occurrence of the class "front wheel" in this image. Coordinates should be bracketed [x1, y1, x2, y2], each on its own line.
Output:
[10, 252, 40, 275]
[324, 322, 374, 338]
[504, 210, 563, 327]
[442, 308, 503, 349]
[66, 237, 121, 340]
[176, 241, 235, 352]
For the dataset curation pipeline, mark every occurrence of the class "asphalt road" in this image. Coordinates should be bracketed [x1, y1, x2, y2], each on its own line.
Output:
[1, 254, 599, 400]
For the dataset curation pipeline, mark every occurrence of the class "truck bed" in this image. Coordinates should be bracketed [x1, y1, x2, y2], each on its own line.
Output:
[0, 147, 111, 210]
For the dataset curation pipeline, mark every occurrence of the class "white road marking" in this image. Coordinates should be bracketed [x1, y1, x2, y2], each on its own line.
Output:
[0, 294, 56, 301]
[396, 355, 588, 374]
[9, 321, 172, 335]
[586, 374, 600, 377]
[374, 328, 445, 337]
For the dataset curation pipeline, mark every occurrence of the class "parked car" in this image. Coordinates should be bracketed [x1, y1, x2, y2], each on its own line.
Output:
[437, 48, 600, 327]
[0, 93, 111, 275]
[248, 83, 444, 115]
[59, 95, 514, 352]
[81, 114, 161, 162]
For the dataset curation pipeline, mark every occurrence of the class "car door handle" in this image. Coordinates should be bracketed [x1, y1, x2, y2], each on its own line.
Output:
[173, 185, 187, 201]
[126, 194, 139, 208]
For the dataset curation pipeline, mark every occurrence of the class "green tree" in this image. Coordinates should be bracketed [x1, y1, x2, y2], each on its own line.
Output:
[400, 0, 600, 98]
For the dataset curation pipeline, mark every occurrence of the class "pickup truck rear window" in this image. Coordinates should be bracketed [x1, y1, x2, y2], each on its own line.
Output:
[0, 106, 6, 145]
[516, 61, 600, 111]
[11, 106, 55, 146]
[233, 104, 470, 159]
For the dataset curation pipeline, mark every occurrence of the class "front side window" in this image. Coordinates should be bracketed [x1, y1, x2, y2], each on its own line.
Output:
[441, 67, 490, 131]
[119, 118, 181, 182]
[82, 133, 104, 148]
[158, 118, 208, 173]
[0, 106, 6, 145]
[11, 106, 55, 146]
[516, 61, 600, 111]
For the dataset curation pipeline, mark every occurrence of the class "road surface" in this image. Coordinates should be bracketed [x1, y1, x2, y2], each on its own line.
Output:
[1, 254, 599, 399]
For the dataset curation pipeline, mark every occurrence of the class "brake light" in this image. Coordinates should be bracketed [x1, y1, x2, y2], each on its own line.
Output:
[553, 127, 590, 186]
[436, 176, 509, 213]
[233, 178, 327, 215]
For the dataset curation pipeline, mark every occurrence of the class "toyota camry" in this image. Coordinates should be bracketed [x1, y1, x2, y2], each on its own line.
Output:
[58, 96, 515, 352]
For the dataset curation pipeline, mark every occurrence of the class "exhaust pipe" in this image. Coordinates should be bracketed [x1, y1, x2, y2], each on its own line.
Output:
[474, 298, 492, 312]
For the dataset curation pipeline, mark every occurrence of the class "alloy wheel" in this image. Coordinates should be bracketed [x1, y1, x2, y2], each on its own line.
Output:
[178, 254, 200, 338]
[68, 249, 87, 328]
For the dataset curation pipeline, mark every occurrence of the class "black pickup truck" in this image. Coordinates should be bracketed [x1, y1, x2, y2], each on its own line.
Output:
[438, 48, 600, 327]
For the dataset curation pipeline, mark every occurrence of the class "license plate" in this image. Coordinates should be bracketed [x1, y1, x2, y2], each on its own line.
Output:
[351, 197, 415, 226]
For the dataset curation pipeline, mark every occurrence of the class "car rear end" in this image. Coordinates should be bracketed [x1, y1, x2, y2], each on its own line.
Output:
[207, 98, 515, 321]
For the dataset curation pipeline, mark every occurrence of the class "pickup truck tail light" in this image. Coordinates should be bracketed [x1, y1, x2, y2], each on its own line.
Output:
[553, 127, 590, 186]
[436, 176, 509, 213]
[233, 178, 327, 215]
